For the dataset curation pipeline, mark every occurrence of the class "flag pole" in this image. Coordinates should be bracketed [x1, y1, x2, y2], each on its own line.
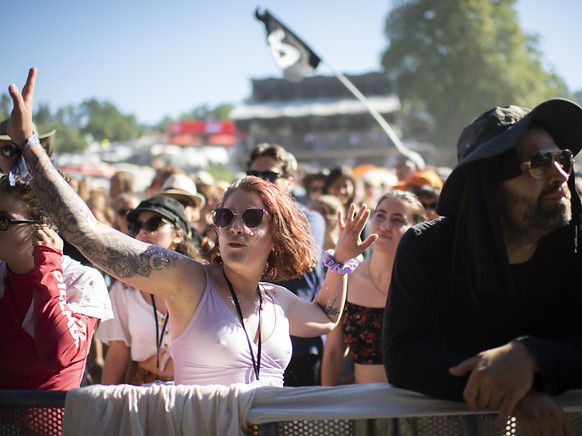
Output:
[321, 60, 407, 154]
[256, 8, 410, 156]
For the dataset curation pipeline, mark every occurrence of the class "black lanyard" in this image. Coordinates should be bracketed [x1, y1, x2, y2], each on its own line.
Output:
[150, 294, 170, 371]
[222, 269, 262, 381]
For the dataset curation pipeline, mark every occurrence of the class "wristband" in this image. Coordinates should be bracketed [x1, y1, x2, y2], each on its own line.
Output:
[322, 249, 358, 274]
[7, 133, 39, 186]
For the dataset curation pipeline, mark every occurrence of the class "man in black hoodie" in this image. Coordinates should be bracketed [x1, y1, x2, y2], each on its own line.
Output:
[383, 100, 582, 434]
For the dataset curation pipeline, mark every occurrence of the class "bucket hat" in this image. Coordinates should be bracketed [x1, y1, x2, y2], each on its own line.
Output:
[161, 174, 205, 209]
[438, 99, 582, 215]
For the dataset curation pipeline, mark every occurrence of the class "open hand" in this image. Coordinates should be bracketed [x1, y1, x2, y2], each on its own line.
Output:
[333, 203, 378, 264]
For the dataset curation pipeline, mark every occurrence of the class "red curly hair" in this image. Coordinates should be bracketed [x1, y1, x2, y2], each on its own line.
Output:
[207, 176, 317, 281]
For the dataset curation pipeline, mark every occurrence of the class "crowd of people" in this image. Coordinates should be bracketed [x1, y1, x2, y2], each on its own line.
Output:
[2, 67, 582, 434]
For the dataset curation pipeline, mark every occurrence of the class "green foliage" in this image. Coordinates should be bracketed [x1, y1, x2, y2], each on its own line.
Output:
[0, 94, 11, 121]
[46, 121, 88, 154]
[205, 164, 235, 185]
[383, 0, 572, 164]
[180, 103, 234, 121]
[79, 99, 140, 142]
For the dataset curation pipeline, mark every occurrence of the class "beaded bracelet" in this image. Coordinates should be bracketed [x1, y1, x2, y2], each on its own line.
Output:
[322, 249, 358, 275]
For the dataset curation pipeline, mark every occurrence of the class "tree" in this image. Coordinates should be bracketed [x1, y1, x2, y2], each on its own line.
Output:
[79, 99, 140, 143]
[180, 103, 234, 121]
[382, 0, 571, 164]
[0, 94, 11, 121]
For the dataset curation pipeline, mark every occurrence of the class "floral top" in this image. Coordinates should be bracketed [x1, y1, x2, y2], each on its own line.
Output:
[342, 301, 384, 364]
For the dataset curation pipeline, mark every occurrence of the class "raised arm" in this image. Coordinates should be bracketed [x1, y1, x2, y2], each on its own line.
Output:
[6, 68, 199, 303]
[287, 204, 377, 337]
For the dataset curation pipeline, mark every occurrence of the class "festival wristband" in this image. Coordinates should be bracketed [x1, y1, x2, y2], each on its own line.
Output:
[7, 133, 39, 186]
[322, 249, 358, 274]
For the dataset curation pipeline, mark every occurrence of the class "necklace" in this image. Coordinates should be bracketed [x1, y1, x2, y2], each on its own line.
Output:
[222, 269, 263, 381]
[150, 294, 170, 371]
[367, 261, 388, 296]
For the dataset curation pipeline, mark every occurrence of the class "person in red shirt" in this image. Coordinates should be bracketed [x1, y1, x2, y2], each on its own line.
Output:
[0, 175, 112, 390]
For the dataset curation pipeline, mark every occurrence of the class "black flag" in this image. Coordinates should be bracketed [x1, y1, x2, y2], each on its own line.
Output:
[255, 8, 321, 82]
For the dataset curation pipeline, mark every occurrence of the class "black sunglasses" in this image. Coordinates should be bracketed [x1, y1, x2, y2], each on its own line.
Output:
[212, 208, 268, 228]
[246, 170, 284, 184]
[521, 149, 574, 179]
[0, 144, 17, 158]
[0, 215, 40, 231]
[128, 216, 173, 236]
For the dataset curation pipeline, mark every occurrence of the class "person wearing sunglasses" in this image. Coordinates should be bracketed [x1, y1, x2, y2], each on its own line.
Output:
[246, 143, 328, 387]
[414, 185, 442, 221]
[383, 100, 582, 434]
[6, 68, 376, 387]
[0, 175, 112, 390]
[97, 195, 203, 386]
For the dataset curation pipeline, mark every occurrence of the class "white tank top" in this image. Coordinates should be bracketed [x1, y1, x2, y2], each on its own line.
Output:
[172, 268, 292, 386]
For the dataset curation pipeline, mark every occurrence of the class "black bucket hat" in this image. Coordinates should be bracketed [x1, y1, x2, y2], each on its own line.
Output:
[127, 195, 190, 234]
[438, 98, 582, 215]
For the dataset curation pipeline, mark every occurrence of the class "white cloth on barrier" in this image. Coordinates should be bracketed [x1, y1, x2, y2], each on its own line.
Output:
[247, 383, 474, 424]
[248, 385, 582, 423]
[61, 383, 582, 434]
[62, 383, 257, 436]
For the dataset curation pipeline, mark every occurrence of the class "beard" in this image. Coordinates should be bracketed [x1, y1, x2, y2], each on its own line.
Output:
[497, 184, 572, 242]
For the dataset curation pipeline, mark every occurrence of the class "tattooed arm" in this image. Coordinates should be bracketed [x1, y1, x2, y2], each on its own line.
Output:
[6, 68, 203, 305]
[286, 204, 377, 337]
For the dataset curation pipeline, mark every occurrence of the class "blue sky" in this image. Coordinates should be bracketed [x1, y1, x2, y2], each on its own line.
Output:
[4, 1, 581, 124]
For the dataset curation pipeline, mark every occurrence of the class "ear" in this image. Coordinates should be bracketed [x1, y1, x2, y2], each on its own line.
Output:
[172, 228, 185, 246]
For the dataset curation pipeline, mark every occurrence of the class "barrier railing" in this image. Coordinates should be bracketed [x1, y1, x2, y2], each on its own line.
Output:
[1, 385, 581, 435]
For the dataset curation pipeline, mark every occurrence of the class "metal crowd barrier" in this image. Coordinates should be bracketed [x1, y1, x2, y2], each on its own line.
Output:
[1, 387, 581, 435]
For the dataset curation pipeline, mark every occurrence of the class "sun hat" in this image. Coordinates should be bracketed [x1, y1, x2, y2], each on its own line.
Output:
[438, 98, 582, 215]
[126, 195, 190, 234]
[0, 119, 56, 157]
[161, 174, 206, 209]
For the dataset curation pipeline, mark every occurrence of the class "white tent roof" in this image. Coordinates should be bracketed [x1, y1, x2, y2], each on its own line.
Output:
[231, 95, 400, 120]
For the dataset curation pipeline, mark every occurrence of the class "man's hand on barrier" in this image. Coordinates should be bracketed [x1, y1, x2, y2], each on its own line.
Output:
[449, 341, 538, 423]
[511, 391, 572, 436]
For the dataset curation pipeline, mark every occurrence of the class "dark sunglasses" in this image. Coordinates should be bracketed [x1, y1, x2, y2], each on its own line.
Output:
[212, 208, 268, 228]
[0, 215, 40, 231]
[521, 149, 574, 179]
[128, 216, 173, 236]
[0, 144, 17, 158]
[246, 170, 284, 183]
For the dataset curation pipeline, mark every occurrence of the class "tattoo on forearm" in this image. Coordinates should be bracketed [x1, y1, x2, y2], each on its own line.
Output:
[24, 153, 180, 279]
